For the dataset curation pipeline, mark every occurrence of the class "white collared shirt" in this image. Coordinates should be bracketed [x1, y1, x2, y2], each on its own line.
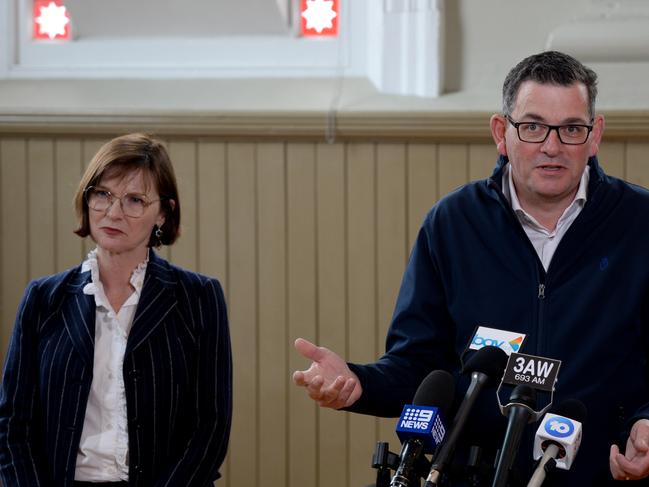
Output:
[502, 164, 590, 271]
[74, 249, 148, 482]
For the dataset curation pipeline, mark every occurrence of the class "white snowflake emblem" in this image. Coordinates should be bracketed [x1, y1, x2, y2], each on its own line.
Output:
[302, 0, 337, 33]
[35, 2, 70, 40]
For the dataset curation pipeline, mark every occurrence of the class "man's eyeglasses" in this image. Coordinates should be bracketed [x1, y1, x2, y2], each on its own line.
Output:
[84, 186, 163, 218]
[506, 116, 593, 145]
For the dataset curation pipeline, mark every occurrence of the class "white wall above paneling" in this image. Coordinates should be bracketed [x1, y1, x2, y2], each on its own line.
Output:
[367, 0, 444, 97]
[3, 0, 649, 114]
[546, 0, 649, 62]
[7, 0, 358, 78]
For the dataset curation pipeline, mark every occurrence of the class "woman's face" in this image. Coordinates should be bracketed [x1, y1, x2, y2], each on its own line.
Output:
[88, 169, 165, 259]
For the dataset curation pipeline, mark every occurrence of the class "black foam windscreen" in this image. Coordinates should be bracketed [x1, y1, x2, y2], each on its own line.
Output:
[553, 398, 587, 425]
[412, 369, 456, 417]
[461, 345, 509, 379]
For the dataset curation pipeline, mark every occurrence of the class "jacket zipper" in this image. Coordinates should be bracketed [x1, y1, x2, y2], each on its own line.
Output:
[487, 174, 550, 356]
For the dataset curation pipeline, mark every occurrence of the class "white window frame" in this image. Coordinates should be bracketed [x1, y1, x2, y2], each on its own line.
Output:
[0, 0, 444, 97]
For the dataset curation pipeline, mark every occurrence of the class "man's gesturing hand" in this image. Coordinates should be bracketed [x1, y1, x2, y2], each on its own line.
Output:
[292, 338, 362, 409]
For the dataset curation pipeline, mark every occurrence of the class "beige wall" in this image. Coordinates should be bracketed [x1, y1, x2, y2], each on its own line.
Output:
[1, 126, 647, 487]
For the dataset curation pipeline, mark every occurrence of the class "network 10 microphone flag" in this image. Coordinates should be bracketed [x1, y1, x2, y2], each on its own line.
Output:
[533, 413, 583, 470]
[396, 405, 446, 453]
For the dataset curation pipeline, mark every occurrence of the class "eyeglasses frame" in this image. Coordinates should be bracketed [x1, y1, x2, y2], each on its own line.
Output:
[505, 115, 594, 145]
[84, 186, 165, 218]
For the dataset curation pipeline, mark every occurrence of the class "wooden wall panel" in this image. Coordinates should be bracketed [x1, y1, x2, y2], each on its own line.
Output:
[257, 142, 287, 487]
[375, 143, 407, 447]
[55, 139, 85, 271]
[197, 142, 228, 281]
[286, 143, 317, 487]
[438, 144, 469, 198]
[0, 139, 29, 356]
[226, 143, 258, 487]
[27, 139, 56, 279]
[1, 133, 649, 487]
[626, 143, 649, 188]
[315, 142, 348, 487]
[168, 141, 198, 269]
[407, 143, 438, 250]
[196, 141, 230, 483]
[346, 143, 380, 487]
[469, 143, 497, 181]
[599, 142, 626, 180]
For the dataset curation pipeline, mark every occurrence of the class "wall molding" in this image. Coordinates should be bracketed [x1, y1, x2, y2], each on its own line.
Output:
[1, 111, 648, 142]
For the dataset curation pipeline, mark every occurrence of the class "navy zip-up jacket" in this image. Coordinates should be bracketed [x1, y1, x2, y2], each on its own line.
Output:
[348, 155, 649, 485]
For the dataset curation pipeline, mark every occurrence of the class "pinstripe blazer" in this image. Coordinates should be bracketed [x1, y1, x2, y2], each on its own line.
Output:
[0, 251, 232, 487]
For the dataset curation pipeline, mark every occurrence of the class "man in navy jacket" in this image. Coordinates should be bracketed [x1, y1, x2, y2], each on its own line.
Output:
[293, 51, 649, 485]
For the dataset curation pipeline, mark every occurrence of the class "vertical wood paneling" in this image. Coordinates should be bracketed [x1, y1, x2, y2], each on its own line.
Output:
[168, 141, 198, 269]
[55, 139, 85, 271]
[27, 138, 56, 279]
[3, 134, 649, 487]
[469, 143, 497, 181]
[407, 143, 438, 250]
[625, 143, 649, 188]
[286, 143, 317, 487]
[598, 142, 626, 180]
[438, 144, 469, 198]
[346, 143, 380, 487]
[257, 142, 287, 487]
[197, 142, 228, 281]
[0, 139, 28, 358]
[375, 143, 407, 447]
[196, 142, 229, 484]
[226, 143, 258, 487]
[315, 143, 348, 487]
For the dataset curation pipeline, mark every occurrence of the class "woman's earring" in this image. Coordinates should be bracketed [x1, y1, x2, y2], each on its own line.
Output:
[154, 224, 163, 246]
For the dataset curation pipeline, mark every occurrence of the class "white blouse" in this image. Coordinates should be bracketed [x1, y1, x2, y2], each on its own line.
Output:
[74, 249, 148, 482]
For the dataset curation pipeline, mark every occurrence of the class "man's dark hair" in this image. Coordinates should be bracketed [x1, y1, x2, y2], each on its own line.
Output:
[502, 51, 598, 119]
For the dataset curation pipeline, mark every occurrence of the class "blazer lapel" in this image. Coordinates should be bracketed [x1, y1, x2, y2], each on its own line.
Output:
[126, 251, 178, 355]
[61, 269, 95, 367]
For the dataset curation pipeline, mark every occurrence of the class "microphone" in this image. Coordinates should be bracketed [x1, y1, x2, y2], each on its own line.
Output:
[390, 370, 455, 487]
[424, 345, 509, 486]
[491, 384, 537, 487]
[527, 399, 587, 487]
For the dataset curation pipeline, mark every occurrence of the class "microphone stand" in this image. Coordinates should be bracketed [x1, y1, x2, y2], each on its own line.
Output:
[370, 441, 432, 487]
[371, 442, 400, 487]
[527, 444, 559, 487]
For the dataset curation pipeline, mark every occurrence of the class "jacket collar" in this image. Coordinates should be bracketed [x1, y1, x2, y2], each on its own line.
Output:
[61, 250, 179, 364]
[62, 266, 95, 366]
[127, 250, 178, 355]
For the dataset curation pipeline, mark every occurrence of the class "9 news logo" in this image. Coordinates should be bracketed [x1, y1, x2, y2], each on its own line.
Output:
[544, 416, 575, 438]
[400, 408, 434, 429]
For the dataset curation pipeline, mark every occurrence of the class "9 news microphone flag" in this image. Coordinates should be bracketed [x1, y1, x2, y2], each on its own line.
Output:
[390, 370, 455, 487]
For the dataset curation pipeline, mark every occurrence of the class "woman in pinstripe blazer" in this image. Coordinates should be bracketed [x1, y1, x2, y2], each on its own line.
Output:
[0, 134, 232, 487]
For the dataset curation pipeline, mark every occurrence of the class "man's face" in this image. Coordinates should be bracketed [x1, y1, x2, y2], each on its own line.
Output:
[492, 81, 604, 209]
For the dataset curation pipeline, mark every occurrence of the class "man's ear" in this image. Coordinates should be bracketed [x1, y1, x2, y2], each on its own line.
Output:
[490, 114, 508, 156]
[589, 115, 605, 157]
